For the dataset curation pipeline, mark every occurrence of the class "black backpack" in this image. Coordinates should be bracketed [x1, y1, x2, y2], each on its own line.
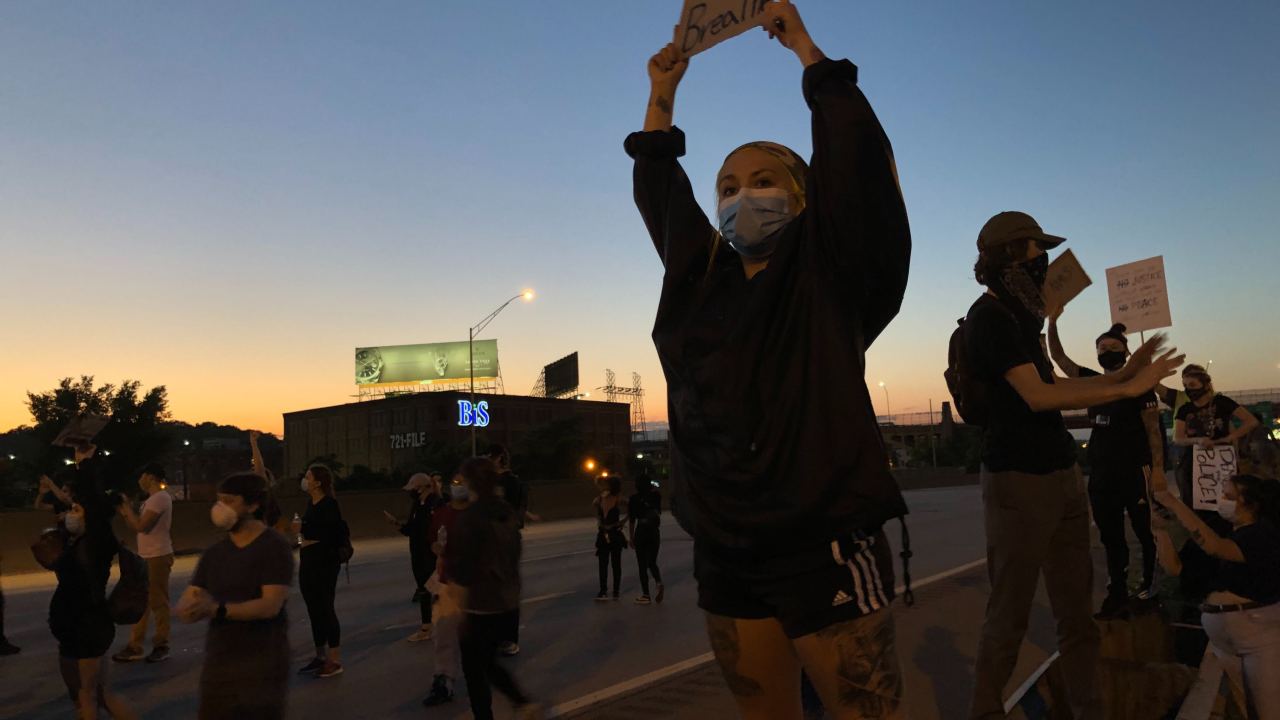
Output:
[944, 314, 990, 426]
[109, 545, 149, 625]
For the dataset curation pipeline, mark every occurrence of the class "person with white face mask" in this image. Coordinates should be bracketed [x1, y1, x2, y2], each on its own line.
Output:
[292, 464, 347, 678]
[1154, 475, 1280, 718]
[178, 472, 294, 720]
[48, 500, 137, 719]
[626, 3, 916, 715]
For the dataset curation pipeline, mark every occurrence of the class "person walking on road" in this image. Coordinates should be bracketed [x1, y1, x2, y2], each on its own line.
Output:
[628, 3, 916, 716]
[294, 464, 347, 678]
[422, 472, 474, 707]
[113, 464, 175, 664]
[177, 472, 294, 720]
[1047, 317, 1166, 618]
[385, 471, 443, 642]
[486, 444, 536, 657]
[451, 457, 544, 720]
[1153, 474, 1280, 719]
[593, 475, 627, 602]
[628, 475, 665, 605]
[961, 210, 1183, 719]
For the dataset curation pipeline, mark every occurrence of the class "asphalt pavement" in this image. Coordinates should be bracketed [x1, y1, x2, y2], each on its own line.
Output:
[0, 486, 1061, 720]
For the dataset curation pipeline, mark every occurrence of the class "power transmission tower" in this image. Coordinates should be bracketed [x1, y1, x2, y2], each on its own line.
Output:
[600, 369, 648, 441]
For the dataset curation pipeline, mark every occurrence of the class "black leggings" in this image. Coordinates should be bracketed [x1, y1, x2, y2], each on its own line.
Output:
[460, 613, 530, 720]
[299, 555, 341, 649]
[633, 536, 662, 597]
[1089, 464, 1156, 595]
[598, 544, 622, 595]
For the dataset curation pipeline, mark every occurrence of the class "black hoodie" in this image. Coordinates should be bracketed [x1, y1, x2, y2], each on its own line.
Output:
[624, 58, 911, 553]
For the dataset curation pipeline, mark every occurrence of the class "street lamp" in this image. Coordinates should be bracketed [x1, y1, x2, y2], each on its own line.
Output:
[584, 459, 597, 472]
[469, 290, 535, 455]
[878, 381, 891, 422]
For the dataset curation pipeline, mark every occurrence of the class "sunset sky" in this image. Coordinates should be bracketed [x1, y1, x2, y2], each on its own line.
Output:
[2, 1, 1278, 436]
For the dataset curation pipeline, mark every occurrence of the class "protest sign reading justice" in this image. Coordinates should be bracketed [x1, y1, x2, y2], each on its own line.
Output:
[1191, 444, 1238, 512]
[1105, 255, 1173, 333]
[1042, 249, 1091, 315]
[674, 0, 770, 57]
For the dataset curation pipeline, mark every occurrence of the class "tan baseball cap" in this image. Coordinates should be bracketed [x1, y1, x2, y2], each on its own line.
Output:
[977, 211, 1065, 252]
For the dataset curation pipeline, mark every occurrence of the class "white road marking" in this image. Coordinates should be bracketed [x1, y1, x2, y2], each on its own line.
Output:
[1004, 651, 1060, 714]
[523, 591, 576, 604]
[546, 557, 989, 718]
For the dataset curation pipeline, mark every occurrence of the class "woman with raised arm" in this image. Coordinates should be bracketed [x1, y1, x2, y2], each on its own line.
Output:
[1153, 475, 1280, 719]
[626, 2, 912, 716]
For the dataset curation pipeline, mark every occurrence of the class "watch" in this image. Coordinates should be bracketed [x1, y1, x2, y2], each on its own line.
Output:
[215, 603, 228, 621]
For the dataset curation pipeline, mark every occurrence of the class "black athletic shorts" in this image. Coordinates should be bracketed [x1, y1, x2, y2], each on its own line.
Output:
[694, 528, 896, 639]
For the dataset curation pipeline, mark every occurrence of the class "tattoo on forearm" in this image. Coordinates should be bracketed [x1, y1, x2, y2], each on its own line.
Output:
[706, 615, 764, 698]
[816, 611, 904, 712]
[1190, 527, 1209, 548]
[652, 95, 672, 114]
[1143, 408, 1165, 471]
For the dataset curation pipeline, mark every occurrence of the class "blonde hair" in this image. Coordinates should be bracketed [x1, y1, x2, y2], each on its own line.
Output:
[705, 142, 808, 281]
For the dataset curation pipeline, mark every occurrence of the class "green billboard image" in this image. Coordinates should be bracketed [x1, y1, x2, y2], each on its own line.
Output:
[354, 340, 500, 386]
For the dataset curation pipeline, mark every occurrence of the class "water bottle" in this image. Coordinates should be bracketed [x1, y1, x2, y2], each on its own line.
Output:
[293, 513, 302, 546]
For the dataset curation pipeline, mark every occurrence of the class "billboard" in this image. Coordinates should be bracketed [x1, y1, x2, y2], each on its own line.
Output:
[355, 340, 500, 386]
[544, 352, 580, 398]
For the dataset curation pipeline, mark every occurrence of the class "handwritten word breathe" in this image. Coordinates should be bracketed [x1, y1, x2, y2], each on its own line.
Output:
[679, 0, 769, 56]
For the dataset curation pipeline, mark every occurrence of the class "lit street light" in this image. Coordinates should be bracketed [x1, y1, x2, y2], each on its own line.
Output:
[584, 459, 597, 472]
[878, 381, 891, 422]
[469, 290, 536, 455]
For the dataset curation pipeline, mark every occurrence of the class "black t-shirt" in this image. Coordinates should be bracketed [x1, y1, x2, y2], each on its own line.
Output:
[191, 529, 294, 658]
[1220, 522, 1280, 604]
[966, 295, 1076, 474]
[1078, 367, 1158, 468]
[1175, 395, 1240, 441]
[628, 490, 663, 536]
[497, 471, 528, 527]
[301, 495, 344, 564]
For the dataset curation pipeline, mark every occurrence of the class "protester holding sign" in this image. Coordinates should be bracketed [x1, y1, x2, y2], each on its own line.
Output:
[959, 211, 1182, 720]
[1173, 365, 1260, 522]
[1047, 315, 1164, 618]
[1153, 474, 1280, 719]
[626, 1, 912, 715]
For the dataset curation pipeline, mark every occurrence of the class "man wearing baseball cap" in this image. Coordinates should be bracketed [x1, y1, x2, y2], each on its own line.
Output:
[959, 211, 1184, 719]
[385, 472, 444, 642]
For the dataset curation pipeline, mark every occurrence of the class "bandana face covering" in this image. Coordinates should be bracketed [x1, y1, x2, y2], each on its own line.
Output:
[995, 254, 1050, 322]
[718, 188, 793, 259]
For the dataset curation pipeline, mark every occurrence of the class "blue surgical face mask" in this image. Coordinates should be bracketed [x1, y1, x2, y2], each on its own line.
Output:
[718, 188, 793, 259]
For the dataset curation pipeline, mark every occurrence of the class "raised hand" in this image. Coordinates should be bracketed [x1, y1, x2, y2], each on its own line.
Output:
[648, 43, 688, 91]
[1127, 332, 1169, 369]
[761, 0, 824, 65]
[1131, 348, 1184, 394]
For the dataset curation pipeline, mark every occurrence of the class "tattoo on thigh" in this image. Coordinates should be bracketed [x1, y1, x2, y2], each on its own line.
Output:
[706, 615, 764, 698]
[816, 613, 904, 713]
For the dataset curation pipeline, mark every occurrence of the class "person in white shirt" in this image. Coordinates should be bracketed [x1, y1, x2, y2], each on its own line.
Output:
[113, 464, 175, 664]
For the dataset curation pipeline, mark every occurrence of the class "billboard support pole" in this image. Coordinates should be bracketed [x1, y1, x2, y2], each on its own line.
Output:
[468, 292, 532, 456]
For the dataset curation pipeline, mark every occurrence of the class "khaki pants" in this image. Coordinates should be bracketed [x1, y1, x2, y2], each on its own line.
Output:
[969, 466, 1101, 720]
[127, 554, 173, 652]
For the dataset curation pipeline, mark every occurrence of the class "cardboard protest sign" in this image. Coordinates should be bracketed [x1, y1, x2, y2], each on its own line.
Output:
[674, 0, 770, 58]
[52, 414, 109, 448]
[1191, 444, 1238, 512]
[1042, 249, 1092, 315]
[1105, 256, 1172, 333]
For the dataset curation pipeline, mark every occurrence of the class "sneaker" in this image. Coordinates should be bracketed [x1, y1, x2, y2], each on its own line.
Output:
[499, 642, 520, 657]
[655, 583, 665, 604]
[422, 675, 454, 706]
[407, 626, 433, 643]
[1094, 594, 1128, 621]
[635, 595, 652, 605]
[317, 661, 344, 678]
[144, 647, 170, 663]
[298, 657, 326, 675]
[515, 702, 546, 720]
[0, 640, 19, 656]
[594, 592, 609, 602]
[112, 648, 145, 663]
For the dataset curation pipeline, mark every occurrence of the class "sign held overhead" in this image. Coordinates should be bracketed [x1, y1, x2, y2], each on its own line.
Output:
[675, 0, 770, 58]
[1043, 249, 1092, 316]
[1105, 255, 1172, 333]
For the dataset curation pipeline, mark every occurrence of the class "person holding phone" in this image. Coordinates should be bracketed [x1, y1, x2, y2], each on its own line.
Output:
[627, 2, 913, 715]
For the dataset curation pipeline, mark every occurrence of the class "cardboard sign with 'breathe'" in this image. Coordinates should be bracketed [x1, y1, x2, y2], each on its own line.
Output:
[1043, 249, 1092, 315]
[675, 0, 770, 58]
[1105, 255, 1173, 333]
